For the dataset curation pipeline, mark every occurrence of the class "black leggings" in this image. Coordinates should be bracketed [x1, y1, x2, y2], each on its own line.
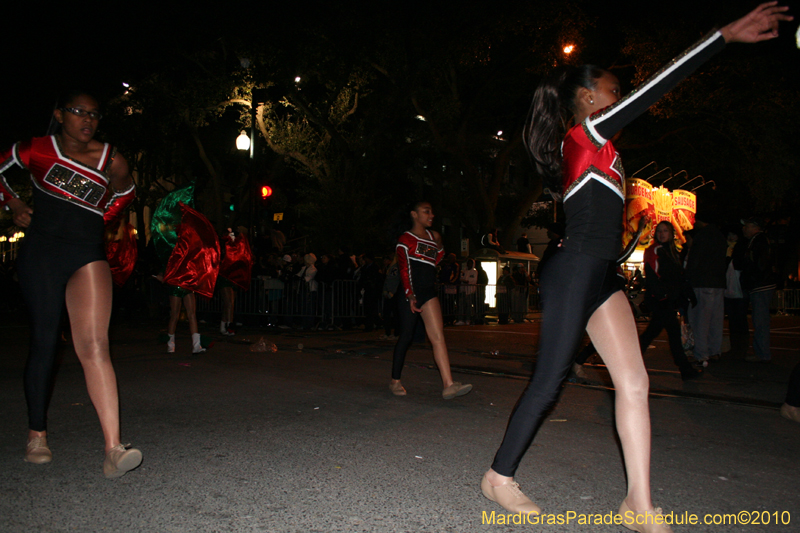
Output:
[638, 298, 693, 371]
[786, 362, 800, 407]
[391, 289, 435, 380]
[383, 292, 399, 336]
[491, 251, 618, 476]
[17, 233, 105, 431]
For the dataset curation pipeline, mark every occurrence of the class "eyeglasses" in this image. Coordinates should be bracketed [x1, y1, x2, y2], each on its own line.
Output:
[60, 107, 103, 120]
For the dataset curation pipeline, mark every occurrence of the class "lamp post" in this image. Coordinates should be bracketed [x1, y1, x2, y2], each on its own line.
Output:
[238, 89, 270, 236]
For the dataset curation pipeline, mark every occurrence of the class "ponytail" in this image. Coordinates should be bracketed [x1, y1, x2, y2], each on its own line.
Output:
[524, 65, 606, 195]
[388, 200, 429, 245]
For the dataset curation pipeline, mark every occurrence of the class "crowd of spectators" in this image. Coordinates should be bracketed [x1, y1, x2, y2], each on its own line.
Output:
[249, 245, 538, 332]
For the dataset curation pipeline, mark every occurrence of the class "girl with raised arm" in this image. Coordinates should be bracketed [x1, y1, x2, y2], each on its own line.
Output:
[481, 4, 791, 531]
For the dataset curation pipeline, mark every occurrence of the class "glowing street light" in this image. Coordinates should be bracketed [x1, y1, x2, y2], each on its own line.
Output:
[236, 131, 251, 151]
[563, 44, 575, 55]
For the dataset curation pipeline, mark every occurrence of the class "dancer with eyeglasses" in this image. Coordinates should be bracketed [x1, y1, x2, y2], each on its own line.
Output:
[0, 90, 143, 478]
[480, 4, 791, 532]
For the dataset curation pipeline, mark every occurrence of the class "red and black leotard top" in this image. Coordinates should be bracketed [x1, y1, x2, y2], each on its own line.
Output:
[396, 229, 445, 299]
[0, 136, 135, 244]
[560, 31, 725, 262]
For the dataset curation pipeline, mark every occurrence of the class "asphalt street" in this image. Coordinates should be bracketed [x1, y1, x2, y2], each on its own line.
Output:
[1, 313, 798, 532]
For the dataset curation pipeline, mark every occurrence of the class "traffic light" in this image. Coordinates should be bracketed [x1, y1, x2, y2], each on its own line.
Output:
[260, 186, 273, 200]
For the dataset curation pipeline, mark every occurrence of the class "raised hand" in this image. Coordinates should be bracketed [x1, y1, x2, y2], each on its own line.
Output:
[721, 1, 793, 43]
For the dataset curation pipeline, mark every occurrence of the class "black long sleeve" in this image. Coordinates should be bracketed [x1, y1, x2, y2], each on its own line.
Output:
[589, 31, 726, 142]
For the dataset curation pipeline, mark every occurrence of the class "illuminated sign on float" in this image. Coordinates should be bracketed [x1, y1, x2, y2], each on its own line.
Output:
[624, 178, 696, 250]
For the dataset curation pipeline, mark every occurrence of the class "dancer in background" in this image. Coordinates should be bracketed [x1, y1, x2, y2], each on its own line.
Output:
[481, 5, 791, 532]
[0, 90, 142, 478]
[219, 227, 253, 336]
[390, 201, 472, 400]
[150, 183, 220, 355]
[166, 287, 205, 354]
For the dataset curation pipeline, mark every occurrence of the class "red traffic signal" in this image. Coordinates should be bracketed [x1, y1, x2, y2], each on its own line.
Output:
[260, 185, 273, 199]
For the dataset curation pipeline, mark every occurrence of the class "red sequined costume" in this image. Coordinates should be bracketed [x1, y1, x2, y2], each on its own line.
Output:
[392, 229, 445, 380]
[0, 135, 134, 432]
[396, 229, 445, 305]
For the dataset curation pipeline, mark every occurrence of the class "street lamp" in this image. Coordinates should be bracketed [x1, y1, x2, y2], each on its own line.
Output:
[563, 44, 575, 55]
[236, 131, 251, 151]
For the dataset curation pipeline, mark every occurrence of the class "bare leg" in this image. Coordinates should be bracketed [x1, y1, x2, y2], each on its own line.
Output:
[167, 295, 182, 335]
[65, 261, 119, 453]
[222, 287, 234, 324]
[586, 291, 654, 514]
[183, 293, 199, 335]
[419, 297, 454, 388]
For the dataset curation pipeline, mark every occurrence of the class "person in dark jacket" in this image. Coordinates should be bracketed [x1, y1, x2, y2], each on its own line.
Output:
[723, 231, 749, 358]
[438, 253, 460, 325]
[684, 218, 728, 364]
[639, 222, 702, 380]
[741, 217, 776, 362]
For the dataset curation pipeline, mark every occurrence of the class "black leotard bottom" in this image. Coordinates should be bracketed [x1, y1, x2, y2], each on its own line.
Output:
[17, 230, 106, 431]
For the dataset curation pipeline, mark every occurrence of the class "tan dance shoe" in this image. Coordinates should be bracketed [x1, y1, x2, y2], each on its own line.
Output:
[103, 444, 143, 479]
[25, 436, 52, 464]
[619, 499, 674, 533]
[389, 380, 407, 396]
[780, 403, 800, 423]
[481, 474, 541, 516]
[442, 382, 472, 400]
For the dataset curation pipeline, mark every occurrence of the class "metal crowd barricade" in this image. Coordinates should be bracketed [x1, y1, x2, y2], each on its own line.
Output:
[197, 277, 364, 325]
[775, 289, 800, 314]
[326, 280, 364, 325]
[437, 284, 539, 322]
[197, 280, 543, 324]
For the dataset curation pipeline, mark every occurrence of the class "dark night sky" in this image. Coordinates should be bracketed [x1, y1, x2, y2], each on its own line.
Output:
[0, 4, 264, 145]
[1, 1, 797, 148]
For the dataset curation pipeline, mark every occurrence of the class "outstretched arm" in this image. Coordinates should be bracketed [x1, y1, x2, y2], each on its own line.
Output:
[721, 1, 792, 43]
[590, 3, 791, 142]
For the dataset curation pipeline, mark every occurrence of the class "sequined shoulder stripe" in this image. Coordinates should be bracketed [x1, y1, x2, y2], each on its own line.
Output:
[563, 166, 625, 202]
[582, 121, 604, 150]
[405, 231, 436, 246]
[97, 143, 111, 170]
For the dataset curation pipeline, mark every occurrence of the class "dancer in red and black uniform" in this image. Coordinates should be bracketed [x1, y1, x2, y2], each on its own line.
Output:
[390, 201, 472, 399]
[0, 91, 142, 478]
[480, 5, 791, 531]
